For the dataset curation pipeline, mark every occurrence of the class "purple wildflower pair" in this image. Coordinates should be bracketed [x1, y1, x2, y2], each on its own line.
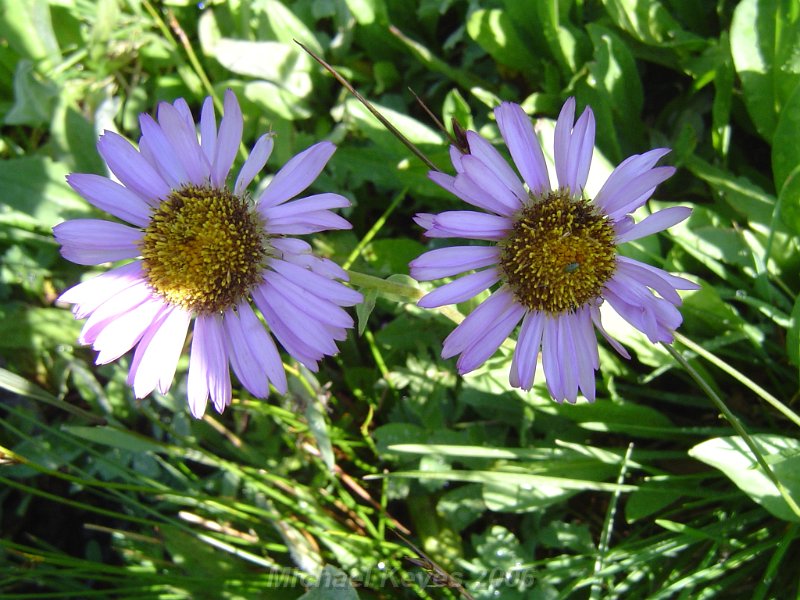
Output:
[55, 92, 695, 415]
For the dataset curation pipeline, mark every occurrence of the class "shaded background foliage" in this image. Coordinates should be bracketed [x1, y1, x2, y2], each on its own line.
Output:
[2, 0, 800, 598]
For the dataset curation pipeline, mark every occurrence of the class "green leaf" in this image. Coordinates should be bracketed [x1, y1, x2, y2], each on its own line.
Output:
[787, 294, 800, 370]
[355, 288, 377, 336]
[600, 0, 703, 49]
[778, 163, 800, 236]
[4, 60, 59, 126]
[50, 101, 106, 174]
[689, 435, 800, 522]
[466, 8, 537, 72]
[305, 398, 336, 472]
[586, 24, 643, 122]
[773, 82, 800, 192]
[437, 484, 486, 531]
[255, 0, 323, 55]
[364, 238, 425, 275]
[63, 426, 167, 454]
[0, 156, 88, 230]
[210, 39, 313, 113]
[686, 155, 778, 229]
[442, 88, 474, 134]
[625, 480, 686, 522]
[0, 305, 81, 351]
[0, 0, 60, 64]
[343, 0, 387, 25]
[731, 0, 800, 141]
[474, 525, 526, 570]
[536, 0, 586, 75]
[712, 33, 735, 157]
[243, 80, 311, 120]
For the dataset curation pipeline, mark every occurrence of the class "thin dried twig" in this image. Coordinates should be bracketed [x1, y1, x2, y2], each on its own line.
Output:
[295, 40, 441, 172]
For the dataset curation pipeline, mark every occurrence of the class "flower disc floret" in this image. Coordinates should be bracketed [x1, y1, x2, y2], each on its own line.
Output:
[141, 185, 268, 314]
[500, 189, 617, 314]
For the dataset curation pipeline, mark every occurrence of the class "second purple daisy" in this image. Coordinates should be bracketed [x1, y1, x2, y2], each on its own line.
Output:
[410, 98, 699, 403]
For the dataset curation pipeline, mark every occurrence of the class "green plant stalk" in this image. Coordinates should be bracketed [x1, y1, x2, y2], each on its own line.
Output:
[674, 331, 800, 429]
[346, 270, 464, 325]
[590, 442, 633, 599]
[752, 523, 797, 600]
[141, 0, 216, 105]
[343, 188, 406, 270]
[663, 342, 800, 520]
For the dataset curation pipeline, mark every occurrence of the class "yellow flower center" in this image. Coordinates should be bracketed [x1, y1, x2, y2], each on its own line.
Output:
[499, 189, 617, 314]
[141, 185, 269, 314]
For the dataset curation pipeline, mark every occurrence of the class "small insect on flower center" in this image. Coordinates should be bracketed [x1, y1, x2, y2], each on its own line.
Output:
[499, 188, 617, 314]
[141, 185, 269, 314]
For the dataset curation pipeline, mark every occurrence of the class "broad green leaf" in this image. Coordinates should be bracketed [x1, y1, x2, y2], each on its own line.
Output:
[4, 60, 58, 126]
[442, 87, 475, 134]
[0, 305, 81, 351]
[0, 0, 60, 65]
[536, 0, 587, 75]
[0, 156, 89, 230]
[243, 80, 312, 121]
[626, 479, 689, 522]
[689, 435, 800, 522]
[600, 0, 703, 49]
[343, 0, 387, 25]
[49, 101, 106, 174]
[474, 525, 526, 570]
[255, 0, 323, 55]
[680, 284, 746, 336]
[731, 0, 800, 141]
[344, 97, 442, 145]
[539, 521, 595, 553]
[437, 484, 486, 531]
[212, 39, 313, 99]
[586, 24, 643, 123]
[0, 367, 56, 403]
[483, 478, 575, 512]
[773, 82, 800, 192]
[466, 8, 537, 72]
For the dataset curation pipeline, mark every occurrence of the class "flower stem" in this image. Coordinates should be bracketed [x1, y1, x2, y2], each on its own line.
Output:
[343, 189, 406, 270]
[346, 270, 464, 325]
[663, 341, 800, 519]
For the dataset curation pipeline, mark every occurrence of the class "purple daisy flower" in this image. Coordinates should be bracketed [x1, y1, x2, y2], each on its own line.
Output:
[55, 90, 362, 418]
[409, 98, 699, 403]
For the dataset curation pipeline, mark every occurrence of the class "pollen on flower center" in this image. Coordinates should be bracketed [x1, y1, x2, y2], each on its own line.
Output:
[499, 189, 617, 314]
[141, 185, 269, 314]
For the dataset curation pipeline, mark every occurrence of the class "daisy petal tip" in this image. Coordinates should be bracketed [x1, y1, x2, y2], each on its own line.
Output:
[413, 213, 435, 230]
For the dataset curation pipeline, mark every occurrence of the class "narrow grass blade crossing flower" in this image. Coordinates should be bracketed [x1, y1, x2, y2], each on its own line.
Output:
[54, 90, 362, 417]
